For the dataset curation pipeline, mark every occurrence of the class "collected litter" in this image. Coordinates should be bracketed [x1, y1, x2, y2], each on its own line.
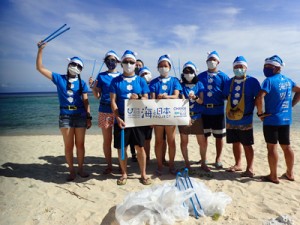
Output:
[115, 169, 232, 225]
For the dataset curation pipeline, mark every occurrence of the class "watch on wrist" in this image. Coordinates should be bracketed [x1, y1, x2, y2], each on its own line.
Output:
[87, 116, 92, 120]
[138, 94, 142, 99]
[256, 112, 264, 117]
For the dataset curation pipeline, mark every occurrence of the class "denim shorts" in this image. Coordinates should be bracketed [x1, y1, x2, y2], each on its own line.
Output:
[59, 114, 87, 128]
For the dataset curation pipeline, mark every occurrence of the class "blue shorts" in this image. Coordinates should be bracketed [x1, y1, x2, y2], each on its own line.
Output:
[59, 114, 87, 128]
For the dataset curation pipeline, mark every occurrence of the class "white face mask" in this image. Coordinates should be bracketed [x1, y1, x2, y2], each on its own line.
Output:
[183, 73, 195, 82]
[158, 67, 169, 76]
[143, 74, 152, 83]
[207, 60, 218, 70]
[68, 65, 81, 76]
[122, 63, 136, 74]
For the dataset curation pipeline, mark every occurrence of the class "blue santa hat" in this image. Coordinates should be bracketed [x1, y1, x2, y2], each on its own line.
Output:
[104, 50, 120, 61]
[157, 54, 171, 66]
[68, 56, 84, 68]
[233, 56, 248, 68]
[183, 61, 198, 73]
[264, 55, 285, 67]
[207, 50, 220, 62]
[139, 66, 152, 76]
[121, 50, 137, 62]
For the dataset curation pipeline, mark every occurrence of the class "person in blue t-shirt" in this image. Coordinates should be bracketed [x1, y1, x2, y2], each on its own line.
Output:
[89, 50, 121, 175]
[149, 54, 182, 176]
[110, 50, 151, 186]
[223, 56, 261, 178]
[36, 41, 91, 182]
[256, 55, 300, 184]
[138, 66, 153, 162]
[197, 51, 230, 169]
[129, 58, 145, 163]
[178, 61, 209, 173]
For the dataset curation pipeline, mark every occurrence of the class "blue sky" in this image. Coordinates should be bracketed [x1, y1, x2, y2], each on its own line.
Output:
[0, 0, 300, 92]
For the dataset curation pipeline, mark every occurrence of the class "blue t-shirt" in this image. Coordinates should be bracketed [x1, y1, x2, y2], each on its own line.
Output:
[197, 70, 230, 115]
[52, 72, 88, 115]
[223, 75, 261, 125]
[181, 82, 204, 119]
[109, 74, 150, 119]
[261, 73, 296, 125]
[149, 76, 182, 97]
[96, 71, 120, 113]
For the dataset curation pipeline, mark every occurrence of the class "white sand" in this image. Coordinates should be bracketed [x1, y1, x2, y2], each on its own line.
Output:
[0, 129, 299, 225]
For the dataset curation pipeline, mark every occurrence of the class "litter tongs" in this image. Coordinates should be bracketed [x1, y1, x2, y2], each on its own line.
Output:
[38, 24, 70, 48]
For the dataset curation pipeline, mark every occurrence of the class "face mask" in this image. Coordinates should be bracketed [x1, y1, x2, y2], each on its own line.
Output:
[263, 67, 275, 77]
[207, 60, 218, 70]
[122, 63, 136, 74]
[183, 73, 195, 82]
[135, 67, 141, 74]
[158, 67, 169, 76]
[68, 65, 81, 76]
[105, 60, 117, 70]
[143, 74, 152, 83]
[233, 68, 246, 77]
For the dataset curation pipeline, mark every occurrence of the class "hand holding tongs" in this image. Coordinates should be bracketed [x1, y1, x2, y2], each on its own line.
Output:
[38, 24, 70, 48]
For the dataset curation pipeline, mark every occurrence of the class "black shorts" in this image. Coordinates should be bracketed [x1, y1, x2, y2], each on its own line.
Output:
[263, 125, 290, 145]
[202, 114, 226, 138]
[226, 128, 254, 146]
[143, 126, 153, 140]
[114, 124, 146, 149]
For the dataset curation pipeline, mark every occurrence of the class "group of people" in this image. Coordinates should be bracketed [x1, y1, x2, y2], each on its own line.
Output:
[36, 41, 300, 185]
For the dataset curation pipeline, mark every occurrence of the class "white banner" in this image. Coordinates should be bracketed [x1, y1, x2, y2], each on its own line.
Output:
[124, 99, 190, 128]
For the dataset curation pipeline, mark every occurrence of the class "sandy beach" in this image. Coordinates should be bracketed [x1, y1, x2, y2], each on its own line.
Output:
[0, 129, 299, 225]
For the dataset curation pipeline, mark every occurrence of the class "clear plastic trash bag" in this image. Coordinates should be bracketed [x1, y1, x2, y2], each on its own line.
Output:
[115, 179, 232, 225]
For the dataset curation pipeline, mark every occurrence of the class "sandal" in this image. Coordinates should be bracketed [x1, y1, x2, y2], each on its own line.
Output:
[201, 164, 211, 172]
[214, 162, 223, 169]
[260, 175, 279, 184]
[66, 173, 76, 182]
[117, 177, 127, 185]
[169, 167, 178, 175]
[281, 173, 295, 181]
[154, 169, 162, 176]
[102, 167, 113, 175]
[241, 170, 255, 178]
[226, 165, 242, 172]
[77, 171, 89, 178]
[141, 177, 152, 185]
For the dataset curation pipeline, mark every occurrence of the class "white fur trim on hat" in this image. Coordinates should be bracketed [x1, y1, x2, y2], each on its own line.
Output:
[104, 50, 120, 61]
[158, 54, 171, 65]
[67, 57, 84, 68]
[207, 51, 220, 62]
[121, 50, 137, 62]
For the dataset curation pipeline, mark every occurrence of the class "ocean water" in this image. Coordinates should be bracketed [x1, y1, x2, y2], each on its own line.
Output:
[0, 92, 299, 136]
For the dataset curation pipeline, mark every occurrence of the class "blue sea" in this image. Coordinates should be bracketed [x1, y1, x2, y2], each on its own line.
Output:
[0, 92, 299, 135]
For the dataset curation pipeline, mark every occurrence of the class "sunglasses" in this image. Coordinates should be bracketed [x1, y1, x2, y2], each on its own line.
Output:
[70, 62, 83, 71]
[105, 59, 117, 63]
[183, 68, 194, 74]
[122, 60, 136, 65]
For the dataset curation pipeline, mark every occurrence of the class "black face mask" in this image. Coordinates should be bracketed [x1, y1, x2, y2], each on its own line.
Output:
[105, 59, 117, 70]
[135, 67, 141, 75]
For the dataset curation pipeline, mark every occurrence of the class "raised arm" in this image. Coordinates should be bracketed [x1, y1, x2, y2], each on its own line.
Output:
[36, 42, 52, 80]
